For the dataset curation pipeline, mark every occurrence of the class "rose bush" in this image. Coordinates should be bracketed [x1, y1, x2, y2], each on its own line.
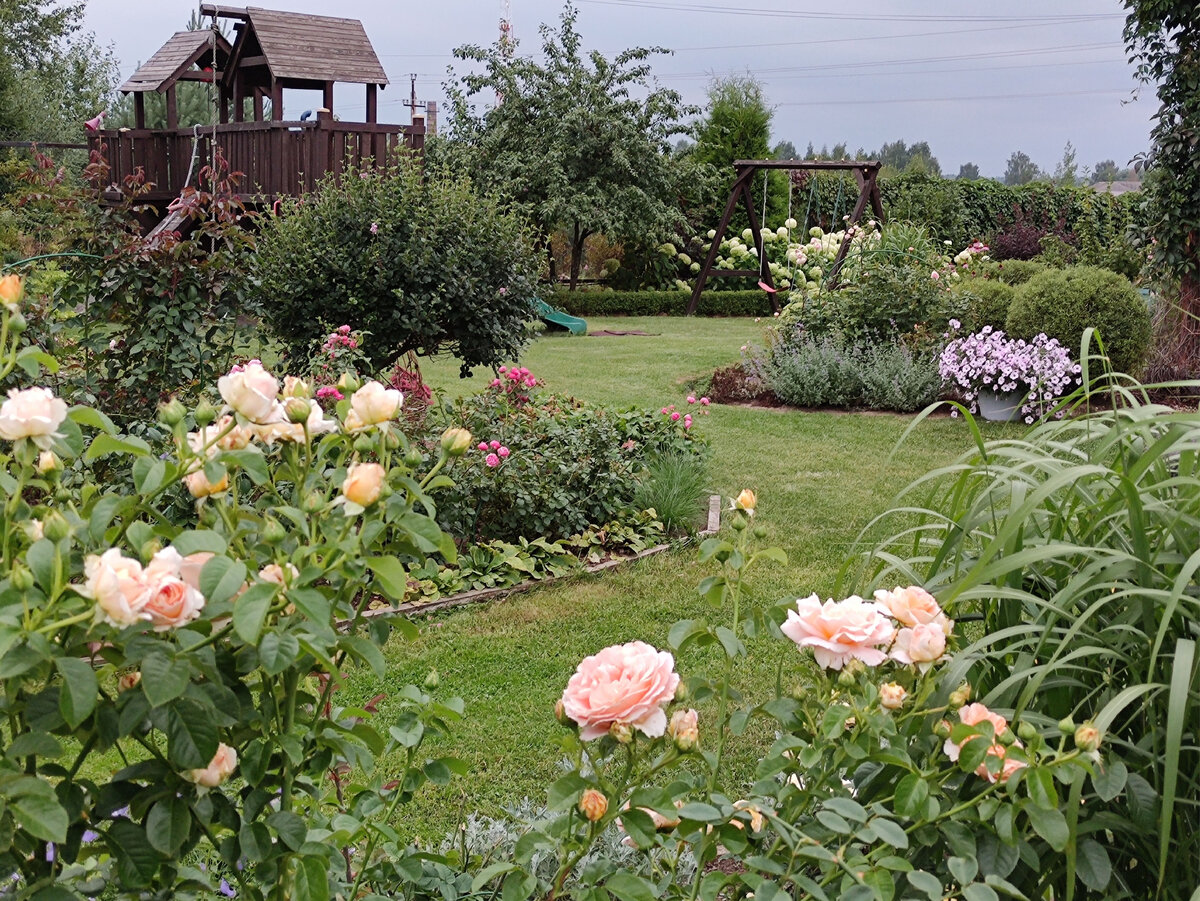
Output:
[0, 277, 469, 899]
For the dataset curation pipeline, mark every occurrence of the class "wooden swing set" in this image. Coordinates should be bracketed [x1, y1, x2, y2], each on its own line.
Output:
[686, 159, 885, 316]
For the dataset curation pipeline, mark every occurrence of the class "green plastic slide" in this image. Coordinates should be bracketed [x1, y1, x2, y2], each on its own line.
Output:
[533, 298, 587, 335]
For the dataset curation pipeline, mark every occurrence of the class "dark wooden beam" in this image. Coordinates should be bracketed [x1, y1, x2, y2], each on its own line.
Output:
[686, 166, 756, 315]
[233, 75, 244, 122]
[200, 3, 249, 21]
[165, 86, 178, 130]
[134, 92, 145, 129]
[365, 83, 377, 123]
[253, 87, 264, 121]
[323, 81, 334, 114]
[734, 159, 882, 172]
[239, 55, 269, 68]
[177, 70, 224, 82]
[270, 81, 283, 121]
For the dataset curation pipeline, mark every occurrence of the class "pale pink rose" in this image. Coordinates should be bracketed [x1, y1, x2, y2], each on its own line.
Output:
[281, 376, 311, 399]
[142, 547, 205, 630]
[251, 400, 337, 444]
[873, 585, 952, 635]
[668, 708, 699, 750]
[178, 552, 213, 592]
[258, 562, 298, 586]
[890, 623, 947, 671]
[218, 361, 279, 422]
[185, 742, 237, 787]
[337, 462, 385, 514]
[780, 594, 896, 670]
[560, 641, 680, 740]
[944, 702, 1024, 782]
[184, 467, 229, 498]
[879, 682, 907, 710]
[342, 409, 367, 433]
[350, 381, 402, 426]
[80, 549, 152, 626]
[189, 416, 254, 456]
[0, 387, 68, 448]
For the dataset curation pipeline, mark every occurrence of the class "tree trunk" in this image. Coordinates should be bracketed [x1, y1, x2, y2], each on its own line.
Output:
[1177, 270, 1200, 376]
[542, 234, 557, 284]
[568, 224, 590, 291]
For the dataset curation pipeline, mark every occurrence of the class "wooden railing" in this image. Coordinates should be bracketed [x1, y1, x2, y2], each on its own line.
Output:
[90, 119, 424, 202]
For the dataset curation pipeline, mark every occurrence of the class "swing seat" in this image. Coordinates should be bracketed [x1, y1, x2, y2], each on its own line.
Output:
[758, 280, 777, 294]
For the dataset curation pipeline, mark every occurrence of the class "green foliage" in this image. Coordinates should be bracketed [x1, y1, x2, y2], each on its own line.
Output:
[553, 289, 771, 317]
[631, 451, 709, 534]
[757, 332, 942, 412]
[954, 278, 1016, 332]
[434, 372, 707, 543]
[254, 160, 541, 377]
[853, 379, 1200, 897]
[980, 258, 1048, 286]
[1006, 265, 1152, 376]
[52, 151, 257, 419]
[442, 3, 695, 288]
[1003, 150, 1043, 186]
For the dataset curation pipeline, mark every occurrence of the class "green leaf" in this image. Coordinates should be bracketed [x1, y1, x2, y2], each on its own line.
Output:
[1025, 803, 1069, 852]
[223, 449, 270, 484]
[166, 698, 218, 769]
[258, 632, 300, 674]
[605, 872, 656, 901]
[824, 797, 868, 822]
[472, 862, 518, 893]
[232, 583, 276, 645]
[17, 346, 59, 375]
[132, 457, 167, 495]
[894, 773, 929, 819]
[6, 731, 62, 759]
[107, 818, 160, 886]
[618, 807, 657, 849]
[288, 587, 331, 625]
[546, 773, 587, 811]
[8, 776, 68, 842]
[1026, 767, 1057, 809]
[677, 802, 725, 822]
[199, 556, 247, 605]
[1076, 838, 1112, 892]
[395, 511, 449, 555]
[146, 797, 192, 855]
[239, 821, 272, 862]
[870, 816, 909, 849]
[85, 433, 151, 460]
[366, 557, 410, 600]
[339, 635, 386, 678]
[68, 406, 115, 434]
[948, 856, 978, 885]
[268, 810, 308, 851]
[962, 885, 999, 901]
[26, 539, 56, 591]
[139, 652, 190, 708]
[55, 657, 98, 728]
[815, 809, 852, 834]
[906, 871, 943, 901]
[1091, 759, 1127, 802]
[171, 530, 227, 556]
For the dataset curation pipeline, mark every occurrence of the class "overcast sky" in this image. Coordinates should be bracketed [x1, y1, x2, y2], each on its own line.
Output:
[82, 0, 1152, 180]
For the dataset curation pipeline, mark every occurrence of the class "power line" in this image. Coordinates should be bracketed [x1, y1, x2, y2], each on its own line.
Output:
[774, 88, 1132, 107]
[576, 0, 1122, 23]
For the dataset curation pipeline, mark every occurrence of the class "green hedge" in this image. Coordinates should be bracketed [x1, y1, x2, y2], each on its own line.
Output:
[549, 289, 774, 317]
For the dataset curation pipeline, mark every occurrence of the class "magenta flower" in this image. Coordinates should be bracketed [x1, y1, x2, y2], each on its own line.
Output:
[498, 446, 510, 458]
[489, 440, 501, 450]
[687, 395, 696, 404]
[671, 412, 681, 421]
[700, 397, 710, 406]
[477, 442, 489, 452]
[485, 453, 500, 467]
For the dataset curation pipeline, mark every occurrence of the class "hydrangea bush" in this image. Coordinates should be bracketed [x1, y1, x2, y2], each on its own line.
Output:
[938, 324, 1081, 421]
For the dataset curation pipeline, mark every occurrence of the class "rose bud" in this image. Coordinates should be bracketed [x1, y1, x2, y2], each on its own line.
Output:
[579, 788, 608, 822]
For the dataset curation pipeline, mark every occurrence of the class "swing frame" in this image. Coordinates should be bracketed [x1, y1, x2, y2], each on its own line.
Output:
[686, 159, 885, 316]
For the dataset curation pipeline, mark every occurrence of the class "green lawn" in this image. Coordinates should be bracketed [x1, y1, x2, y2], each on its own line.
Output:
[340, 316, 997, 843]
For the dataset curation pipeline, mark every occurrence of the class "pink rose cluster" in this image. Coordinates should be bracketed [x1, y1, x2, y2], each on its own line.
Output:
[475, 438, 511, 468]
[780, 585, 952, 672]
[78, 546, 208, 631]
[560, 640, 681, 740]
[491, 365, 539, 393]
[944, 703, 1027, 783]
[321, 325, 358, 354]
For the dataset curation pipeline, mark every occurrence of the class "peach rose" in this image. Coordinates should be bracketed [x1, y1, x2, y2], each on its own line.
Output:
[184, 467, 229, 498]
[142, 548, 205, 630]
[188, 416, 254, 457]
[185, 742, 237, 787]
[80, 548, 152, 626]
[117, 671, 141, 692]
[578, 788, 608, 822]
[733, 489, 757, 515]
[218, 360, 279, 423]
[0, 273, 23, 311]
[780, 594, 896, 670]
[668, 708, 699, 750]
[873, 586, 952, 635]
[560, 640, 680, 740]
[281, 376, 311, 399]
[258, 562, 298, 586]
[890, 623, 947, 672]
[0, 386, 68, 448]
[337, 462, 385, 514]
[879, 682, 907, 710]
[251, 400, 337, 445]
[944, 703, 1025, 782]
[350, 381, 402, 426]
[179, 552, 214, 592]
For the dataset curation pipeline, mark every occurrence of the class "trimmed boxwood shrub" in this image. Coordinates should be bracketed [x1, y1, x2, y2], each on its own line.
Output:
[955, 278, 1015, 332]
[1006, 265, 1152, 375]
[552, 289, 772, 317]
[254, 160, 542, 376]
[981, 259, 1048, 286]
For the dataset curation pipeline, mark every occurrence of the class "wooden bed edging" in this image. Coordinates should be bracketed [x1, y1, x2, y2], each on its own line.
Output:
[340, 495, 724, 625]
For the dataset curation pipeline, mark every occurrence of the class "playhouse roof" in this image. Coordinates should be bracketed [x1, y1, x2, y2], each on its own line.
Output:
[120, 30, 233, 93]
[236, 7, 389, 86]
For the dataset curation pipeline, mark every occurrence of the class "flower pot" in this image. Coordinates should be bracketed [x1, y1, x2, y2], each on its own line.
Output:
[977, 389, 1022, 422]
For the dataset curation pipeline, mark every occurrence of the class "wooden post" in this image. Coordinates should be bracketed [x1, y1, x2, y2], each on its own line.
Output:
[365, 84, 377, 123]
[741, 175, 777, 297]
[323, 81, 334, 116]
[687, 166, 756, 315]
[165, 86, 178, 130]
[134, 93, 146, 129]
[218, 86, 229, 124]
[233, 76, 244, 122]
[270, 81, 282, 121]
[253, 88, 264, 121]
